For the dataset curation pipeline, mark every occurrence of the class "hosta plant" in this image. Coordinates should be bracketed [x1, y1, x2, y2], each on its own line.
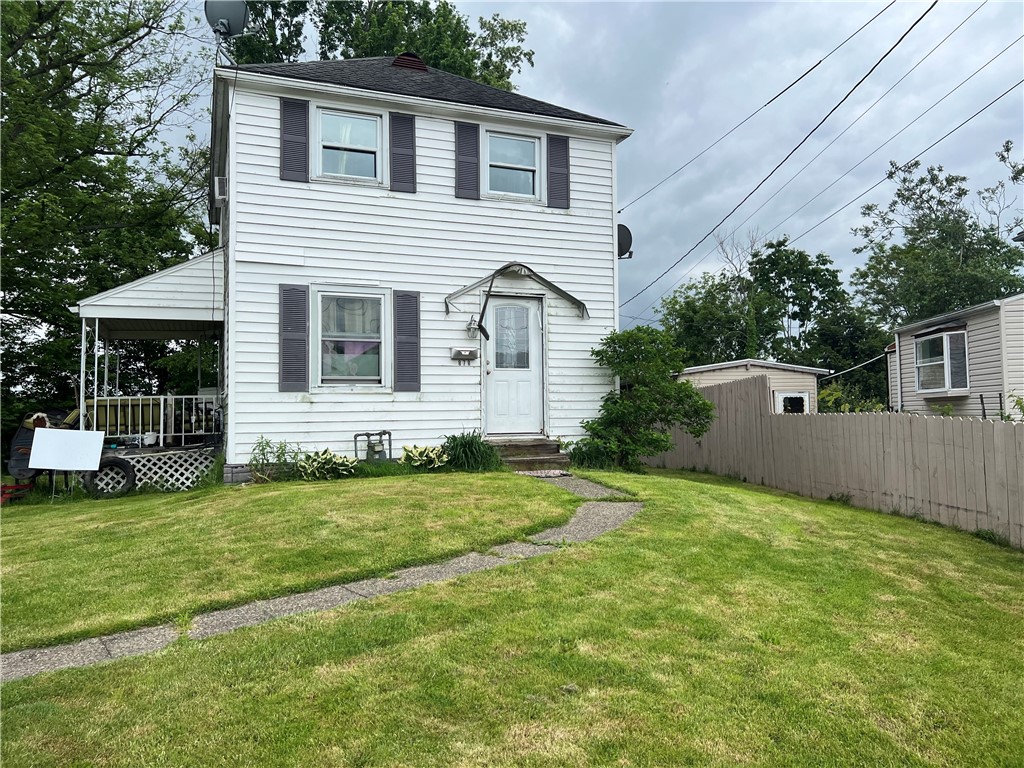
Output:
[297, 449, 358, 481]
[401, 445, 449, 470]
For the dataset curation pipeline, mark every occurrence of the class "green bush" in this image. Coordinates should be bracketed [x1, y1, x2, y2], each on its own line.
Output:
[565, 438, 617, 469]
[247, 436, 302, 482]
[577, 327, 715, 470]
[441, 431, 503, 472]
[400, 445, 449, 470]
[296, 449, 357, 481]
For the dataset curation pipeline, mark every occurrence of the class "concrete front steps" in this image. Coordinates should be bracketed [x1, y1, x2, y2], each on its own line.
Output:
[488, 437, 570, 472]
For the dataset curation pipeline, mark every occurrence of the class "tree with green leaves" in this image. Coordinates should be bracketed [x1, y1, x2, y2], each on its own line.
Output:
[229, 0, 534, 92]
[851, 146, 1024, 328]
[748, 237, 846, 361]
[659, 272, 781, 366]
[569, 327, 715, 470]
[226, 0, 308, 64]
[1, 1, 214, 444]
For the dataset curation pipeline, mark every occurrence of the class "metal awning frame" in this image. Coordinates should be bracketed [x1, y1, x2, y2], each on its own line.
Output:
[444, 262, 589, 319]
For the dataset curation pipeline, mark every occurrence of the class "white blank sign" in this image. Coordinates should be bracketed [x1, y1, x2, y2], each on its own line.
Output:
[29, 430, 105, 471]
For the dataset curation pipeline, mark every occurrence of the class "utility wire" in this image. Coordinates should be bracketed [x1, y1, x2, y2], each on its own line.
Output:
[820, 353, 886, 381]
[627, 24, 1020, 327]
[620, 0, 938, 308]
[617, 0, 896, 214]
[621, 75, 1024, 332]
[789, 78, 1024, 245]
[731, 2, 989, 242]
[771, 34, 1022, 240]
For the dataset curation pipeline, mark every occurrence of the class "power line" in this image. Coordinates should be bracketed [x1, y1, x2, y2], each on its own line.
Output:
[730, 2, 990, 243]
[631, 24, 1021, 325]
[620, 0, 938, 308]
[788, 78, 1024, 245]
[820, 353, 886, 381]
[770, 34, 1022, 240]
[621, 75, 1024, 331]
[617, 0, 896, 215]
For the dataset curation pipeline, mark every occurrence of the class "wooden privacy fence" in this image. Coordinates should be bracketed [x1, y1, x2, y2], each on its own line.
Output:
[650, 376, 1024, 549]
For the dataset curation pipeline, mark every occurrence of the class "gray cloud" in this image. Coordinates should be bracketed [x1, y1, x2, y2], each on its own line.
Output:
[462, 1, 1024, 325]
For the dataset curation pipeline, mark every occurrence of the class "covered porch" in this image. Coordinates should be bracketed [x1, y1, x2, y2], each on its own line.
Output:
[72, 250, 225, 450]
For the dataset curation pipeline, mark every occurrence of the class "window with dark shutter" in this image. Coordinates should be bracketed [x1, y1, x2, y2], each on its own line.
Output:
[455, 122, 480, 200]
[280, 98, 309, 182]
[393, 291, 421, 392]
[279, 284, 309, 392]
[390, 112, 417, 193]
[547, 134, 569, 209]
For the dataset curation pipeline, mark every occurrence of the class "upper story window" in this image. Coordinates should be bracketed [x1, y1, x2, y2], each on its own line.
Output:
[915, 330, 968, 392]
[319, 109, 381, 181]
[486, 133, 539, 198]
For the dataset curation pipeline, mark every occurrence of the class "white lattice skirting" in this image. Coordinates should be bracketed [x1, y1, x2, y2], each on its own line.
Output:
[127, 449, 217, 491]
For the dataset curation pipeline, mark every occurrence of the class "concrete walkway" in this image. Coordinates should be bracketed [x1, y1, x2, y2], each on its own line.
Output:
[1, 474, 640, 683]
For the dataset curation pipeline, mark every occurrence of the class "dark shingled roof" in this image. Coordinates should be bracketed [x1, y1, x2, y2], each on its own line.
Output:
[232, 56, 625, 128]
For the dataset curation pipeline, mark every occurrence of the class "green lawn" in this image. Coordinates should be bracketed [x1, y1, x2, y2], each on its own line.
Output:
[3, 470, 1023, 766]
[0, 473, 579, 652]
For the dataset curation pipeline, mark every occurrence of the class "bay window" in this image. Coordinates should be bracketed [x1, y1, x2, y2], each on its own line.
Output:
[915, 330, 968, 392]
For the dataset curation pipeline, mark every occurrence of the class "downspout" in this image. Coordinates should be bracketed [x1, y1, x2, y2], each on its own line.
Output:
[894, 332, 902, 412]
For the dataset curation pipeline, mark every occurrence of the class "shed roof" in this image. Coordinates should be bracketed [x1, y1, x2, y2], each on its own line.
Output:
[72, 250, 223, 340]
[681, 359, 831, 376]
[230, 55, 624, 127]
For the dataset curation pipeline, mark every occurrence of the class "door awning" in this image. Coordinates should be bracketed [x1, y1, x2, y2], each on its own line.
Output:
[444, 262, 589, 319]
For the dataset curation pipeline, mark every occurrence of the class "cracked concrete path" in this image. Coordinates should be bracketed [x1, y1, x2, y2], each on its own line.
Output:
[1, 475, 641, 683]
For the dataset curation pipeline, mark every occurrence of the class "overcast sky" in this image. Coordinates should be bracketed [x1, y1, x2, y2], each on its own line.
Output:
[195, 1, 1023, 328]
[453, 1, 1023, 327]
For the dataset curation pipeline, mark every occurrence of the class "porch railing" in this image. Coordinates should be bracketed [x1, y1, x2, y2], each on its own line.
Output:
[86, 395, 221, 447]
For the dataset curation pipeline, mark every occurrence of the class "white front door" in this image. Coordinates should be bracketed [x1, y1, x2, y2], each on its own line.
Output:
[485, 297, 544, 434]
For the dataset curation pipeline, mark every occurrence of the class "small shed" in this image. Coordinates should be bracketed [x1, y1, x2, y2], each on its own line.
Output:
[677, 359, 830, 414]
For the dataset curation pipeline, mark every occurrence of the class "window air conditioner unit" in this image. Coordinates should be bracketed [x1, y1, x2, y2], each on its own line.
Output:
[214, 176, 228, 205]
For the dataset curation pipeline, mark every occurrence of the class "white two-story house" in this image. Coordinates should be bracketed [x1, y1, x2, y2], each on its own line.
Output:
[74, 53, 632, 481]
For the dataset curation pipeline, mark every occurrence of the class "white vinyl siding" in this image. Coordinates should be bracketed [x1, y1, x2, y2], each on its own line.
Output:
[77, 251, 224, 321]
[223, 88, 617, 463]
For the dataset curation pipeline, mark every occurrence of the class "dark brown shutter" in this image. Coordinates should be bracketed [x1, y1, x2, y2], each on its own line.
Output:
[280, 98, 309, 182]
[390, 112, 417, 193]
[393, 291, 420, 392]
[547, 134, 570, 209]
[279, 284, 309, 392]
[454, 122, 480, 200]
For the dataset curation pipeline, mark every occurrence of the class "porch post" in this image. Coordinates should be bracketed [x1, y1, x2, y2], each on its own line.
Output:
[79, 319, 87, 431]
[93, 319, 100, 429]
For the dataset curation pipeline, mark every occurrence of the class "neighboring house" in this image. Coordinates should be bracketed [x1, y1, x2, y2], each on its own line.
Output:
[72, 53, 633, 479]
[888, 292, 1024, 418]
[676, 359, 830, 414]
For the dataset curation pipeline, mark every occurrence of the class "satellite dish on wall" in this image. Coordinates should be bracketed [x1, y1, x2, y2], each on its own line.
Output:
[617, 223, 633, 259]
[205, 0, 249, 39]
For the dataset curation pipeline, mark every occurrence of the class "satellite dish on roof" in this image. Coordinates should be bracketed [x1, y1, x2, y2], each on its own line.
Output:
[205, 0, 249, 39]
[617, 223, 633, 259]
